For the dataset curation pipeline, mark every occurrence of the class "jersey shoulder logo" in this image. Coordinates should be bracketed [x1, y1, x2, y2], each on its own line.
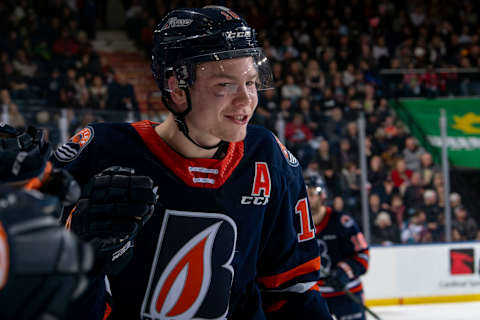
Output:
[141, 210, 237, 320]
[272, 134, 299, 167]
[340, 214, 354, 228]
[54, 126, 94, 162]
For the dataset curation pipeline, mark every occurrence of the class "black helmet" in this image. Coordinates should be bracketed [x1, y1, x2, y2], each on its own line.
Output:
[0, 123, 51, 183]
[152, 5, 273, 94]
[305, 175, 328, 197]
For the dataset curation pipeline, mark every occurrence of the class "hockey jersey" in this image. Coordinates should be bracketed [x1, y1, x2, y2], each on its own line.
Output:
[315, 208, 369, 298]
[52, 121, 332, 320]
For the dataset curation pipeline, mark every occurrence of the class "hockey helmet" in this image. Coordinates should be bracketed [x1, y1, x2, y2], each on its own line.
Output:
[0, 122, 51, 183]
[305, 175, 328, 198]
[152, 5, 274, 96]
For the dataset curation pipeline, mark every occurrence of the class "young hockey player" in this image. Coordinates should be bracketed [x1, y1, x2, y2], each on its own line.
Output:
[306, 175, 370, 320]
[0, 123, 93, 320]
[52, 6, 332, 320]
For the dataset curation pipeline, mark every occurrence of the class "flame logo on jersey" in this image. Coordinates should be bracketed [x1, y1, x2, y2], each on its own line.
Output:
[141, 210, 237, 320]
[152, 223, 220, 318]
[54, 126, 94, 162]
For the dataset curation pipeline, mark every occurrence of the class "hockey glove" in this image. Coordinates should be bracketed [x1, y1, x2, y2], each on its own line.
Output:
[0, 188, 94, 320]
[69, 166, 157, 276]
[324, 265, 351, 291]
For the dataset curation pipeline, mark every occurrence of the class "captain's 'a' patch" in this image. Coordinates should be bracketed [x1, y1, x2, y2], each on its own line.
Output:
[54, 126, 94, 162]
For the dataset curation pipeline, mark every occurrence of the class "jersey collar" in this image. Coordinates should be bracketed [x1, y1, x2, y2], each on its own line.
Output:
[131, 120, 244, 188]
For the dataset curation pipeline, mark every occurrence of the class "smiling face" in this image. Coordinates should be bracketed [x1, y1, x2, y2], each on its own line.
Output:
[186, 56, 259, 145]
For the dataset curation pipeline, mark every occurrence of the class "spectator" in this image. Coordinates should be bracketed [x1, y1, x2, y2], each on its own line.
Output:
[419, 152, 439, 187]
[372, 175, 399, 208]
[391, 158, 413, 190]
[452, 206, 478, 241]
[107, 71, 138, 111]
[422, 189, 443, 241]
[368, 155, 386, 188]
[403, 171, 424, 207]
[285, 112, 313, 167]
[281, 75, 302, 101]
[89, 75, 108, 110]
[372, 211, 400, 245]
[401, 209, 427, 243]
[403, 136, 425, 171]
[391, 194, 407, 227]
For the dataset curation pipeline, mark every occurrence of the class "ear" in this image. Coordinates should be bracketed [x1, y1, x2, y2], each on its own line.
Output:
[167, 76, 187, 111]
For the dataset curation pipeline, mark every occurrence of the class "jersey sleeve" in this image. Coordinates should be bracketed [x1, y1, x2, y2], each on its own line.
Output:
[255, 163, 332, 319]
[337, 214, 370, 278]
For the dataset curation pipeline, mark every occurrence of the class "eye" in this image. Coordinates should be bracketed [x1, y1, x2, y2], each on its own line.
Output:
[246, 80, 256, 87]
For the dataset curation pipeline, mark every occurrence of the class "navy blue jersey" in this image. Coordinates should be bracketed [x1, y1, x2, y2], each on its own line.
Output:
[315, 208, 369, 298]
[52, 121, 332, 320]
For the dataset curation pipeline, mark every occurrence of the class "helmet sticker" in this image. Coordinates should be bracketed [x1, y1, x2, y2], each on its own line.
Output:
[159, 17, 193, 32]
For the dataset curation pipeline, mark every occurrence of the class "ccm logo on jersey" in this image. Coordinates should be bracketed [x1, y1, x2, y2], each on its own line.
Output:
[241, 162, 270, 205]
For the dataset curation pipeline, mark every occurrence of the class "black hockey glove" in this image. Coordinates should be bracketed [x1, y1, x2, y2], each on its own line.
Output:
[324, 266, 351, 291]
[69, 166, 157, 276]
[0, 188, 94, 320]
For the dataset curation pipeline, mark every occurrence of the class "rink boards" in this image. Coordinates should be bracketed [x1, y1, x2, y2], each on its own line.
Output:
[363, 241, 480, 306]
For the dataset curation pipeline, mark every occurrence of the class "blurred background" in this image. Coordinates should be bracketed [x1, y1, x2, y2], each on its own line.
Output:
[1, 0, 480, 315]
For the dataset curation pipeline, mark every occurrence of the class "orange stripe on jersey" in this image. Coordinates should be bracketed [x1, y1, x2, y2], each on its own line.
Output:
[321, 283, 363, 298]
[264, 300, 287, 313]
[103, 302, 112, 320]
[257, 257, 321, 289]
[64, 206, 77, 230]
[315, 207, 332, 234]
[24, 161, 53, 190]
[309, 284, 320, 292]
[353, 250, 369, 269]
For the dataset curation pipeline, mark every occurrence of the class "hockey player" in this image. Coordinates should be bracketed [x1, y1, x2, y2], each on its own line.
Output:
[0, 123, 93, 320]
[52, 6, 333, 320]
[306, 175, 370, 320]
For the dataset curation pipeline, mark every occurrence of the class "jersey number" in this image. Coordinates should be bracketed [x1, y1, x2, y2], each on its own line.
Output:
[295, 198, 315, 242]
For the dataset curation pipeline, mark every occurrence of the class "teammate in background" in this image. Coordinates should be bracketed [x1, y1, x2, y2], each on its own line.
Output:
[52, 6, 333, 320]
[0, 123, 93, 320]
[306, 175, 370, 320]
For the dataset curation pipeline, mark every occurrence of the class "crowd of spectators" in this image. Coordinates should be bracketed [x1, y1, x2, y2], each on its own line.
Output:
[0, 1, 138, 131]
[2, 0, 480, 245]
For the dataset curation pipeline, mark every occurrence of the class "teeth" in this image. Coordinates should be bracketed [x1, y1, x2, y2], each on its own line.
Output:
[234, 116, 244, 121]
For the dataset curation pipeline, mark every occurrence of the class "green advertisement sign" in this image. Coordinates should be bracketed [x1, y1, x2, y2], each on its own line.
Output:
[393, 98, 480, 169]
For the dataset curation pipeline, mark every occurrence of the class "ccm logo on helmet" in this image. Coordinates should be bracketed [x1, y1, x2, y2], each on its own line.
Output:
[223, 30, 252, 40]
[241, 162, 270, 206]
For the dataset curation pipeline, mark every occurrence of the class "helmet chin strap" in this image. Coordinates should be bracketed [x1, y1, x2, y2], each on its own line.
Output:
[161, 87, 224, 151]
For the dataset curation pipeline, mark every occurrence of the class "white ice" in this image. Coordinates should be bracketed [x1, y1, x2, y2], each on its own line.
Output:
[366, 302, 480, 320]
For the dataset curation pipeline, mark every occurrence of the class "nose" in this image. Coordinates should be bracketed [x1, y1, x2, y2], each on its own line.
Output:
[232, 84, 253, 108]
